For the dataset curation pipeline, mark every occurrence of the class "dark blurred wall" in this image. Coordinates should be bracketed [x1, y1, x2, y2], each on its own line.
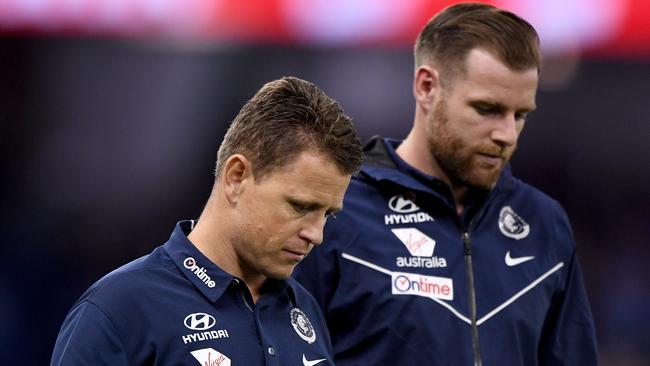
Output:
[1, 38, 648, 365]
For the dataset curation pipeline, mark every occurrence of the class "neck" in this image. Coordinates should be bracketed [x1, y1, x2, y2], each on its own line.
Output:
[187, 197, 266, 303]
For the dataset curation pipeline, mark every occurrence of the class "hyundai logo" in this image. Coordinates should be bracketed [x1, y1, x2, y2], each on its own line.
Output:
[184, 313, 216, 331]
[388, 195, 420, 213]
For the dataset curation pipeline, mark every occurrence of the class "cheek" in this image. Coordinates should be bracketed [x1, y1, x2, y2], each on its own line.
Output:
[443, 125, 474, 149]
[241, 191, 280, 226]
[256, 212, 297, 242]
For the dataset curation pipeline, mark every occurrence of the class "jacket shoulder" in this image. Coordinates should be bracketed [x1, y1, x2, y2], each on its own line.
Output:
[505, 176, 569, 220]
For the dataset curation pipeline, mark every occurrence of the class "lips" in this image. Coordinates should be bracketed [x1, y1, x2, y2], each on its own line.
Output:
[282, 248, 307, 261]
[477, 153, 503, 167]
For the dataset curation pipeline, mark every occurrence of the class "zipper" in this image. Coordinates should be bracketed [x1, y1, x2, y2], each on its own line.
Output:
[459, 187, 497, 366]
[463, 231, 482, 366]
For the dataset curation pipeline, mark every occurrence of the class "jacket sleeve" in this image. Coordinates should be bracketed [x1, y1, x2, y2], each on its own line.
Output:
[50, 301, 130, 366]
[538, 251, 598, 365]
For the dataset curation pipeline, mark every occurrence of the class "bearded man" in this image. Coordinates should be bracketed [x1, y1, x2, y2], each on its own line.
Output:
[294, 3, 598, 365]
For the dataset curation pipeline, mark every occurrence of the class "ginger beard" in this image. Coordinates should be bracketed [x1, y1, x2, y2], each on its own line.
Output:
[426, 96, 516, 191]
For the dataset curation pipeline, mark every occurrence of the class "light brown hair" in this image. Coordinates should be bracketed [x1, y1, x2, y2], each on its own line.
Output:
[215, 76, 363, 180]
[415, 2, 541, 82]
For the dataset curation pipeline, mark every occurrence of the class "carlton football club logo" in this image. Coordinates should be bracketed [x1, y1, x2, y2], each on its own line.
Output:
[290, 308, 316, 344]
[498, 206, 530, 240]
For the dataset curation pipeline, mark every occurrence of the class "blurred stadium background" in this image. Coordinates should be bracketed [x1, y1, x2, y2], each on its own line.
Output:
[1, 0, 648, 364]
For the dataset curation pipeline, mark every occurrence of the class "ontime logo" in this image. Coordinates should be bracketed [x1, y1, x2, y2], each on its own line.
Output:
[391, 272, 453, 301]
[183, 257, 216, 288]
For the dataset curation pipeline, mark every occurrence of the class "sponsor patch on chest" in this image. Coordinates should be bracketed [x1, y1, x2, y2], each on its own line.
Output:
[391, 271, 454, 301]
[190, 347, 231, 366]
[384, 194, 434, 225]
[391, 228, 448, 268]
[181, 312, 230, 345]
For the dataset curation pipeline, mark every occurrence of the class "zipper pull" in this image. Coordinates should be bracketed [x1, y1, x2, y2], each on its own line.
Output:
[463, 232, 472, 255]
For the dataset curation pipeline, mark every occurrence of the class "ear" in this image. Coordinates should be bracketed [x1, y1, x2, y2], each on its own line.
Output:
[413, 65, 440, 112]
[221, 154, 253, 204]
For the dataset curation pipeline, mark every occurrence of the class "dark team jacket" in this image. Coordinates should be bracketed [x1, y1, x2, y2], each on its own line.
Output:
[51, 220, 335, 366]
[294, 137, 597, 365]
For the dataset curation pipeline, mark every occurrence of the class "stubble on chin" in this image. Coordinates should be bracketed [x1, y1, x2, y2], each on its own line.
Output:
[465, 157, 505, 189]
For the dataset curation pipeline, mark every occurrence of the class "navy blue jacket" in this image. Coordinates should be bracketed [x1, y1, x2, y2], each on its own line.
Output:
[52, 220, 334, 365]
[294, 137, 597, 365]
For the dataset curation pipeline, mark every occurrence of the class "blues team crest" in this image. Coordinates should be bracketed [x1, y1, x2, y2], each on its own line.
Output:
[498, 206, 530, 240]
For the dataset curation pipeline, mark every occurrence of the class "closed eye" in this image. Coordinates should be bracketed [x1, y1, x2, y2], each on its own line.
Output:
[472, 101, 534, 122]
[472, 102, 504, 116]
[290, 201, 312, 215]
[288, 198, 340, 221]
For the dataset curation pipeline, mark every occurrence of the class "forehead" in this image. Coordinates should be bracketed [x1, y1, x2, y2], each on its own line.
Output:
[450, 48, 538, 109]
[259, 152, 351, 203]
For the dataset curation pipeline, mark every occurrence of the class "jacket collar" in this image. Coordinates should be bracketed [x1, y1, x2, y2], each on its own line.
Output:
[359, 136, 514, 214]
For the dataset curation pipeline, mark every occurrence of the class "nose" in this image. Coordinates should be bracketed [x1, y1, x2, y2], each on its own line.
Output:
[298, 214, 326, 246]
[491, 114, 518, 148]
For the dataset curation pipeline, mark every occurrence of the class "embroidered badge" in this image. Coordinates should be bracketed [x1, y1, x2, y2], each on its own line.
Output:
[290, 308, 316, 344]
[498, 206, 530, 240]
